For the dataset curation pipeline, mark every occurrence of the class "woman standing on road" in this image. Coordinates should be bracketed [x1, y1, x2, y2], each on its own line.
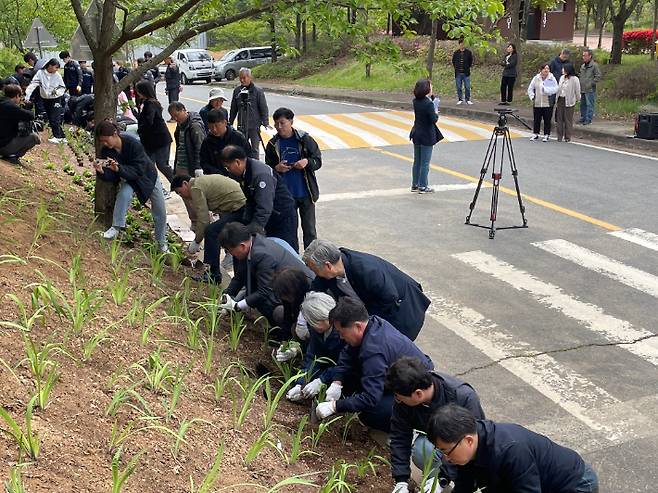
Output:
[135, 80, 174, 186]
[409, 78, 443, 194]
[24, 58, 67, 144]
[555, 63, 581, 143]
[527, 63, 558, 142]
[500, 43, 518, 105]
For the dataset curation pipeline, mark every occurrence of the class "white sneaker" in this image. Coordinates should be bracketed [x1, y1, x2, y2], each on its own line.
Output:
[456, 100, 463, 105]
[530, 134, 539, 141]
[48, 137, 66, 144]
[103, 226, 120, 239]
[466, 100, 474, 105]
[542, 135, 549, 142]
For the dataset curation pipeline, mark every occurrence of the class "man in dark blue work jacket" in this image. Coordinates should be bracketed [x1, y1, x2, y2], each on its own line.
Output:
[314, 297, 434, 432]
[427, 404, 599, 493]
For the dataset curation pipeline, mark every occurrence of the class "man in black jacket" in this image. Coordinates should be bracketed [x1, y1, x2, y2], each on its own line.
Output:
[0, 84, 40, 165]
[164, 56, 181, 105]
[229, 68, 269, 158]
[222, 145, 298, 251]
[80, 61, 94, 95]
[169, 102, 206, 177]
[303, 239, 431, 341]
[200, 108, 252, 175]
[265, 107, 322, 249]
[386, 357, 485, 493]
[451, 39, 473, 105]
[59, 51, 82, 96]
[428, 404, 599, 493]
[549, 49, 571, 84]
[218, 222, 313, 338]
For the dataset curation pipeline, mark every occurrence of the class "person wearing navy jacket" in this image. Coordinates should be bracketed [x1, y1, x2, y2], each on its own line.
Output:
[303, 239, 430, 341]
[314, 297, 434, 432]
[428, 404, 599, 493]
[410, 78, 443, 194]
[386, 357, 485, 493]
[94, 121, 168, 252]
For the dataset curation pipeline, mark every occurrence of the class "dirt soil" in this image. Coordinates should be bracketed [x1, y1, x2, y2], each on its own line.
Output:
[0, 137, 392, 492]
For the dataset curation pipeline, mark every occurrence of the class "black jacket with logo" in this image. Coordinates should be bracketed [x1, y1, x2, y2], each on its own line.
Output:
[63, 60, 83, 91]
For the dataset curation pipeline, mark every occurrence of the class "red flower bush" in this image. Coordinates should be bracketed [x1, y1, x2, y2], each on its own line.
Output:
[623, 30, 658, 54]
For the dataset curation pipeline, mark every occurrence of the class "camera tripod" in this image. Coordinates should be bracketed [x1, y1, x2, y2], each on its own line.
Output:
[465, 109, 530, 239]
[237, 89, 266, 155]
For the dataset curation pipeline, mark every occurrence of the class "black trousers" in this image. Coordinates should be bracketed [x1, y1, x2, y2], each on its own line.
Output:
[500, 76, 516, 103]
[147, 145, 174, 184]
[43, 97, 64, 138]
[294, 196, 317, 249]
[533, 106, 553, 135]
[167, 88, 180, 104]
[203, 207, 246, 279]
[246, 128, 261, 159]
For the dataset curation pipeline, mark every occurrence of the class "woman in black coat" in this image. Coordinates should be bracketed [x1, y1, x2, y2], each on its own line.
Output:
[135, 80, 174, 184]
[500, 43, 518, 105]
[409, 78, 442, 194]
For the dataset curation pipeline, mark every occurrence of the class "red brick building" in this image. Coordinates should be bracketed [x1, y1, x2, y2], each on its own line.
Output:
[497, 0, 576, 41]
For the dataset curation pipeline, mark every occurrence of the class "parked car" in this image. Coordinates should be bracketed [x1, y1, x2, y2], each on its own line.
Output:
[213, 46, 278, 81]
[172, 49, 214, 84]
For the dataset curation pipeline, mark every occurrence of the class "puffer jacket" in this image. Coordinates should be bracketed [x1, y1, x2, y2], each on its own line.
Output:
[173, 111, 206, 173]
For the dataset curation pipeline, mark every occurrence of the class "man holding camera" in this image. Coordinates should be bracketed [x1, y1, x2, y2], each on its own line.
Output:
[229, 68, 269, 159]
[0, 83, 40, 165]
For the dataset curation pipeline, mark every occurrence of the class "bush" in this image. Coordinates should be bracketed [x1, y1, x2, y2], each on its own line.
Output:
[622, 30, 658, 54]
[608, 62, 658, 99]
[0, 47, 24, 78]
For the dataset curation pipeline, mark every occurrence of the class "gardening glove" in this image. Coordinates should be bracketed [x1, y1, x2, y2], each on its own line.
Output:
[286, 384, 303, 402]
[325, 382, 342, 401]
[187, 240, 201, 254]
[194, 168, 204, 177]
[218, 294, 237, 312]
[302, 378, 323, 399]
[275, 343, 300, 362]
[422, 479, 443, 493]
[315, 400, 336, 419]
[392, 482, 409, 493]
[294, 312, 310, 340]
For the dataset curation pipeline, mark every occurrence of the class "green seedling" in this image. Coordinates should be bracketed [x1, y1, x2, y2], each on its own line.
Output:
[189, 443, 224, 493]
[163, 365, 188, 423]
[171, 418, 209, 458]
[108, 269, 132, 306]
[234, 374, 270, 429]
[319, 460, 354, 493]
[111, 447, 144, 493]
[185, 317, 203, 350]
[288, 414, 318, 464]
[2, 294, 47, 332]
[354, 448, 389, 478]
[106, 383, 153, 417]
[244, 428, 273, 465]
[82, 329, 111, 361]
[262, 373, 304, 429]
[108, 416, 180, 455]
[68, 286, 103, 334]
[3, 463, 28, 492]
[21, 333, 71, 409]
[341, 413, 360, 445]
[29, 202, 56, 255]
[69, 253, 85, 289]
[207, 362, 253, 402]
[0, 254, 27, 266]
[132, 350, 174, 394]
[226, 311, 247, 352]
[309, 416, 343, 450]
[0, 395, 41, 460]
[144, 242, 167, 284]
[167, 241, 185, 273]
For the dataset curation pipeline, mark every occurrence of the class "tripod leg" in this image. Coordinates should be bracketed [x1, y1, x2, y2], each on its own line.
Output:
[466, 131, 496, 224]
[504, 129, 528, 227]
[488, 142, 502, 239]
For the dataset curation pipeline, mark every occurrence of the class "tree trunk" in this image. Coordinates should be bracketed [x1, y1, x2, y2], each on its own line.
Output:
[269, 15, 277, 62]
[93, 55, 118, 126]
[365, 62, 371, 78]
[575, 0, 580, 30]
[295, 14, 301, 51]
[509, 0, 522, 45]
[312, 23, 317, 43]
[426, 19, 438, 79]
[610, 17, 626, 63]
[584, 5, 591, 46]
[597, 20, 605, 48]
[521, 0, 532, 41]
[302, 19, 307, 53]
[652, 0, 657, 60]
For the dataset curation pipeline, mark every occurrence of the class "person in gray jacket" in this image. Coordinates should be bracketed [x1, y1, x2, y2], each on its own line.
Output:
[578, 49, 602, 125]
[164, 57, 182, 105]
[229, 68, 269, 158]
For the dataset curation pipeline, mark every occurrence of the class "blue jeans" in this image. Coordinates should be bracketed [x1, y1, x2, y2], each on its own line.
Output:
[411, 434, 457, 483]
[580, 91, 596, 123]
[574, 462, 599, 493]
[455, 73, 471, 101]
[412, 145, 433, 188]
[113, 177, 167, 248]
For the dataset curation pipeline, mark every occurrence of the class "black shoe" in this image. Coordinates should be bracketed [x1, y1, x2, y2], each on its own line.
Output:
[5, 156, 21, 165]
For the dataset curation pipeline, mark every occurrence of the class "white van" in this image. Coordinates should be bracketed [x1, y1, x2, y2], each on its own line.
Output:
[172, 49, 214, 84]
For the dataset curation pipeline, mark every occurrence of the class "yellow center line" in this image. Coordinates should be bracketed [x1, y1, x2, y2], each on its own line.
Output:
[375, 148, 622, 231]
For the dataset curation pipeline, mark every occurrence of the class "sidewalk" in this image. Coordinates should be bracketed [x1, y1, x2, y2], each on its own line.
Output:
[218, 81, 658, 156]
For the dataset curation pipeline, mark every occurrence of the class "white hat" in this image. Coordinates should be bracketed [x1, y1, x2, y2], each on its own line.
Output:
[208, 88, 228, 102]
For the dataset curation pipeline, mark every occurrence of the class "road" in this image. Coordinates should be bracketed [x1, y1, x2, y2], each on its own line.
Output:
[162, 82, 658, 492]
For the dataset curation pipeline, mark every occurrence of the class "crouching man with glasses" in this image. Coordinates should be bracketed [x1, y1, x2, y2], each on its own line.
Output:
[428, 403, 599, 493]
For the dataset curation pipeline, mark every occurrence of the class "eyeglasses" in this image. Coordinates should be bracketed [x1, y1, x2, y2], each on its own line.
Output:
[441, 436, 464, 458]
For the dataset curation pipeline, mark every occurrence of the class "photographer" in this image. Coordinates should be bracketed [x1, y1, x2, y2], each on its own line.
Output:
[0, 83, 40, 165]
[229, 68, 269, 159]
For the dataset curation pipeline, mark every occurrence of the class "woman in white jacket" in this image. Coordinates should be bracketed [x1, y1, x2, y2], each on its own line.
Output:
[555, 64, 581, 142]
[25, 58, 67, 144]
[527, 63, 558, 142]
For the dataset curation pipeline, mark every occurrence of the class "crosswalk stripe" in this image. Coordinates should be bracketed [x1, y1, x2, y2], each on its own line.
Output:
[329, 113, 408, 145]
[388, 110, 486, 141]
[371, 111, 466, 142]
[319, 114, 392, 147]
[290, 118, 350, 149]
[452, 251, 658, 366]
[533, 239, 658, 298]
[609, 228, 658, 253]
[338, 113, 411, 142]
[427, 296, 645, 441]
[318, 183, 477, 202]
[296, 115, 368, 148]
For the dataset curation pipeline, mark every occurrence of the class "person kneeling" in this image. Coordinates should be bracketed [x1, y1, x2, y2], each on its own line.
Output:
[0, 83, 40, 165]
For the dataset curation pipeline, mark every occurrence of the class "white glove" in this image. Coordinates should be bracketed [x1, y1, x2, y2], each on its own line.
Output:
[392, 482, 409, 493]
[325, 382, 342, 401]
[286, 384, 303, 402]
[422, 479, 442, 493]
[294, 313, 310, 340]
[187, 240, 201, 254]
[275, 343, 300, 362]
[218, 294, 237, 311]
[315, 400, 336, 419]
[194, 169, 204, 177]
[301, 378, 323, 398]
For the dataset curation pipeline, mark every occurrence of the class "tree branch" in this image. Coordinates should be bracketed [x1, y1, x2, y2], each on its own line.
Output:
[70, 0, 97, 51]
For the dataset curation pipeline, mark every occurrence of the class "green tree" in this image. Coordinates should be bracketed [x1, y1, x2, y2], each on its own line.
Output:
[610, 0, 646, 63]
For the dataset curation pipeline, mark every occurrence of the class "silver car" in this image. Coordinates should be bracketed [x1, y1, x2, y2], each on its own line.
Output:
[213, 46, 277, 81]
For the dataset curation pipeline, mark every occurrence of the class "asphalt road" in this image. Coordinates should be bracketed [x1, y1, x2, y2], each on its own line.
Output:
[164, 82, 658, 492]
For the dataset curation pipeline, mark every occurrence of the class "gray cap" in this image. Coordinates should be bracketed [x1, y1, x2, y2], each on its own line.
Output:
[208, 88, 228, 102]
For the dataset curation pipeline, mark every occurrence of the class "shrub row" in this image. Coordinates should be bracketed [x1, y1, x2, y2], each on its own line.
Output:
[622, 30, 658, 54]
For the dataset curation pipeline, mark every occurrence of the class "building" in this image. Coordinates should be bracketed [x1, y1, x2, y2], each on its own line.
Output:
[497, 0, 576, 41]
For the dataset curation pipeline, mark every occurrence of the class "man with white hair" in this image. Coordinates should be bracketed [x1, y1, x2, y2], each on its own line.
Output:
[302, 239, 430, 341]
[229, 67, 269, 158]
[286, 291, 346, 402]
